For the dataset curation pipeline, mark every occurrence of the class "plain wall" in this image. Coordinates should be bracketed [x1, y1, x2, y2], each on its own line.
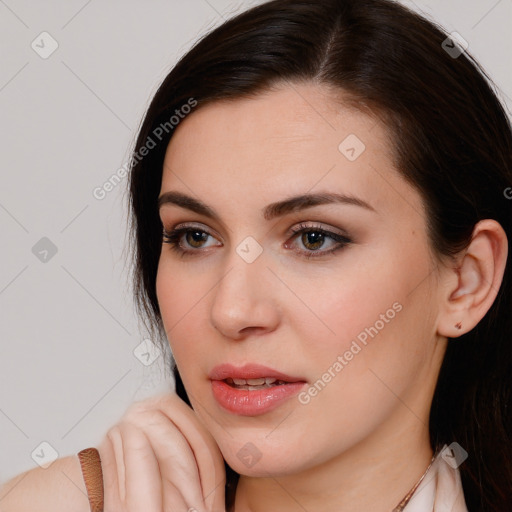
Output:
[0, 0, 510, 482]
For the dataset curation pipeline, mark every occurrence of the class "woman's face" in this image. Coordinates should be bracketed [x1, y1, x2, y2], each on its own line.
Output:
[156, 83, 447, 476]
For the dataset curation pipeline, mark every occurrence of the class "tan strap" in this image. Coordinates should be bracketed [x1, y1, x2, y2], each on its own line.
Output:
[77, 447, 104, 512]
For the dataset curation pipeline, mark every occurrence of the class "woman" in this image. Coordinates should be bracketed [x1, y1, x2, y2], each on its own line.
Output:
[1, 0, 510, 510]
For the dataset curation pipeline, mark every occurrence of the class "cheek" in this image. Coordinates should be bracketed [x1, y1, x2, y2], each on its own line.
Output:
[155, 259, 214, 375]
[156, 258, 208, 332]
[300, 232, 432, 352]
[285, 256, 404, 365]
[156, 264, 190, 362]
[292, 241, 434, 411]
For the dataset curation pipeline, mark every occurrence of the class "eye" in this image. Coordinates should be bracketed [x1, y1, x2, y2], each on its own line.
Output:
[162, 224, 222, 257]
[285, 222, 352, 259]
[161, 221, 352, 260]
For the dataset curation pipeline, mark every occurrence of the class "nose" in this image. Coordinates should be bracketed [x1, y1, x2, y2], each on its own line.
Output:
[209, 246, 280, 341]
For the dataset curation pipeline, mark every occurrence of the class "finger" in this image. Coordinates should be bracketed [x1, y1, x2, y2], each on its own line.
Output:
[99, 427, 123, 511]
[120, 421, 163, 512]
[161, 480, 194, 512]
[141, 410, 207, 511]
[120, 417, 201, 512]
[104, 418, 204, 512]
[148, 393, 226, 511]
[126, 393, 226, 511]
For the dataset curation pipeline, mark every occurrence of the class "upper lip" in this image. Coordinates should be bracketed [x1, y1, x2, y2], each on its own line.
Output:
[209, 363, 307, 383]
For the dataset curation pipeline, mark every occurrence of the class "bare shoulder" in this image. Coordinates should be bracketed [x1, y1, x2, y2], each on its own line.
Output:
[0, 455, 90, 512]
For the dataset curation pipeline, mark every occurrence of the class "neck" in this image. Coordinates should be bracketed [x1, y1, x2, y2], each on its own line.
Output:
[232, 412, 434, 512]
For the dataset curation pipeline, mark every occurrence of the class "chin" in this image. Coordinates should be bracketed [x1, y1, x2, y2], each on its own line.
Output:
[218, 436, 313, 478]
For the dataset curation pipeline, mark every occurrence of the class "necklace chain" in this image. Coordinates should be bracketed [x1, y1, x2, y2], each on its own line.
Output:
[391, 452, 438, 511]
[230, 450, 440, 512]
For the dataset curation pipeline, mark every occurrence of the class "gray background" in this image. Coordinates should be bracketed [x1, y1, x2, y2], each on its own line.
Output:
[1, 0, 510, 482]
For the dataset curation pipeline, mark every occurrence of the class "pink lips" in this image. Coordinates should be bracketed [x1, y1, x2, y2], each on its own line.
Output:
[209, 363, 305, 382]
[209, 363, 307, 416]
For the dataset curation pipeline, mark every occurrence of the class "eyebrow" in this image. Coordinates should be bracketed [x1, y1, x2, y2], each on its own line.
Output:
[158, 190, 376, 222]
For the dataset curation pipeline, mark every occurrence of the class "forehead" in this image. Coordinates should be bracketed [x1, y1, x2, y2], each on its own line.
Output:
[164, 83, 385, 163]
[161, 83, 422, 221]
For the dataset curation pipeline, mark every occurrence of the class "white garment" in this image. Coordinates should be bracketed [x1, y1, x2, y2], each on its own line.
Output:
[403, 445, 468, 512]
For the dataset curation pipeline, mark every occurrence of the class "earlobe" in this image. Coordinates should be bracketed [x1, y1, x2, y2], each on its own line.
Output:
[437, 219, 508, 338]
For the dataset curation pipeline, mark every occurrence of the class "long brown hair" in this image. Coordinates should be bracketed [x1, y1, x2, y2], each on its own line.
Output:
[128, 1, 512, 510]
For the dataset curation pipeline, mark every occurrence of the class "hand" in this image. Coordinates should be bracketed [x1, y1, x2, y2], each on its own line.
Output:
[97, 392, 226, 512]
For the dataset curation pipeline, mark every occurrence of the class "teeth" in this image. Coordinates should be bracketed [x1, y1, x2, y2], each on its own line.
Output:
[248, 378, 265, 385]
[231, 377, 279, 385]
[226, 377, 282, 387]
[232, 378, 250, 385]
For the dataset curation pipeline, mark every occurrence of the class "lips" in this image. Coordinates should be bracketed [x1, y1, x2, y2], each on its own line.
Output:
[209, 363, 306, 383]
[209, 363, 308, 416]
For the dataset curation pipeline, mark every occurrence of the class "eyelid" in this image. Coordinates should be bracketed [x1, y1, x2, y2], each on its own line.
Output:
[286, 221, 349, 238]
[166, 221, 348, 242]
[162, 220, 353, 259]
[170, 221, 222, 240]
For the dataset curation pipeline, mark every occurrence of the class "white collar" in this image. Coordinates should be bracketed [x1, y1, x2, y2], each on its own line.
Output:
[403, 445, 468, 512]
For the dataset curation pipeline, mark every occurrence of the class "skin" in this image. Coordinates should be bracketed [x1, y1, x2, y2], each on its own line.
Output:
[155, 82, 508, 512]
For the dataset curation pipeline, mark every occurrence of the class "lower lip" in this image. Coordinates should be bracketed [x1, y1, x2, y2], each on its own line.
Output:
[211, 380, 307, 416]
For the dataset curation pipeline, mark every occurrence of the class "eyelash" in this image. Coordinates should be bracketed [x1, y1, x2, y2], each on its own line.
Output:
[162, 222, 352, 259]
[163, 223, 352, 259]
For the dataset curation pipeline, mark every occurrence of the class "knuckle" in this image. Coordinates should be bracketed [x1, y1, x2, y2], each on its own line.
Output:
[123, 396, 164, 420]
[106, 425, 121, 442]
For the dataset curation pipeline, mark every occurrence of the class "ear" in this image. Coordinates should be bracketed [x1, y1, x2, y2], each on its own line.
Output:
[437, 219, 508, 338]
